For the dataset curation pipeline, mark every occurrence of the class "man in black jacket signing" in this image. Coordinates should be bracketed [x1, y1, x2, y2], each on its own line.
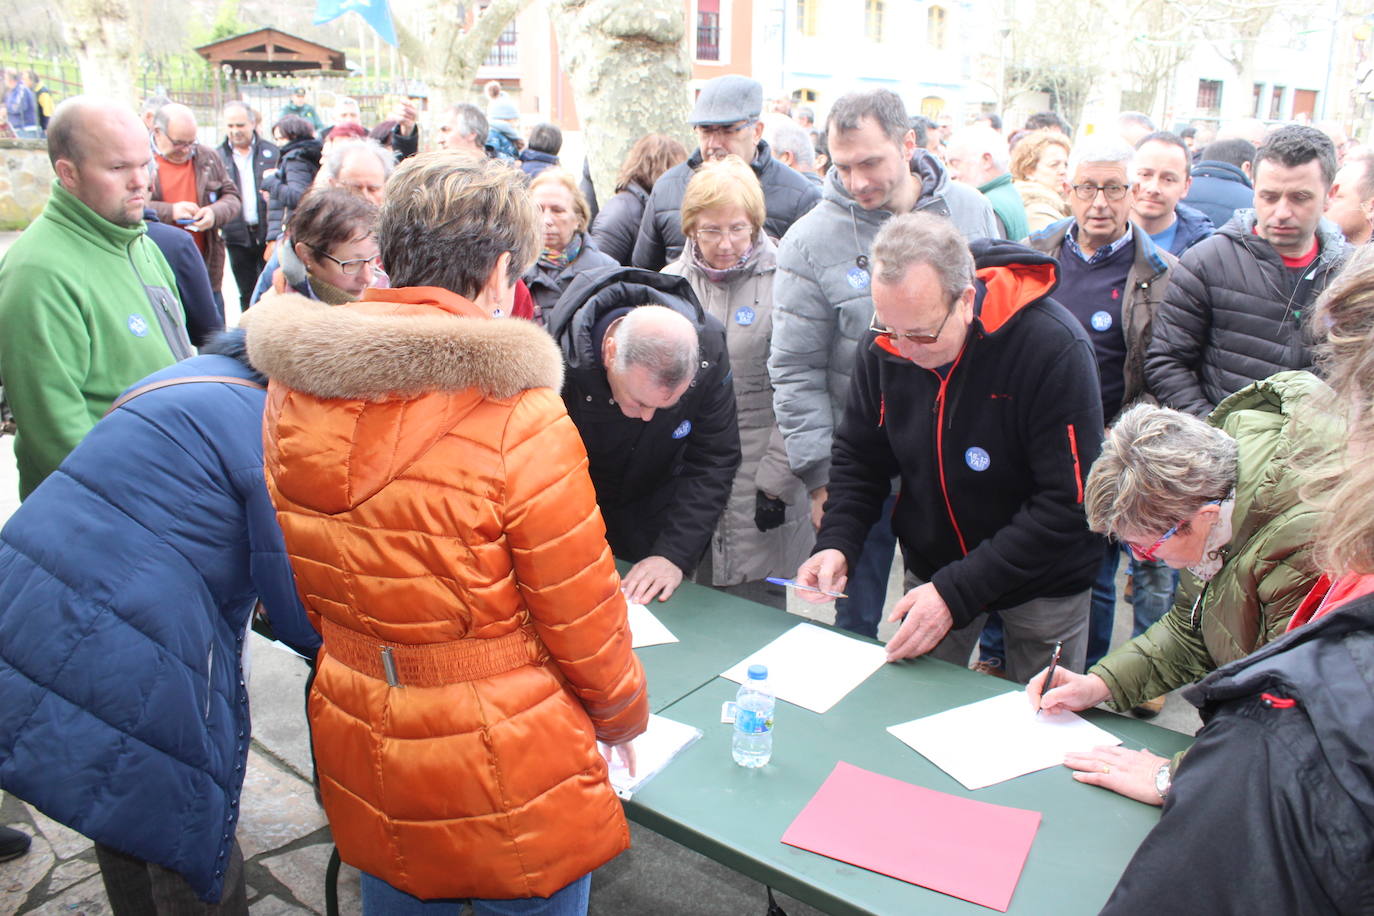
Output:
[550, 267, 742, 604]
[796, 213, 1104, 681]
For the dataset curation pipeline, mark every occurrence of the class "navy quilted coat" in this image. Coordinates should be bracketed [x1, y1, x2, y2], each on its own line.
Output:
[0, 330, 319, 901]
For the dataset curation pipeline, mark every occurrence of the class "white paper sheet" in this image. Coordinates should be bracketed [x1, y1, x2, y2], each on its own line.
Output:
[599, 714, 702, 800]
[721, 622, 887, 714]
[886, 690, 1124, 790]
[628, 602, 678, 648]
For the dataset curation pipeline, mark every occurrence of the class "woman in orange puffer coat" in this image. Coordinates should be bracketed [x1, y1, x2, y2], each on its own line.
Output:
[248, 152, 649, 914]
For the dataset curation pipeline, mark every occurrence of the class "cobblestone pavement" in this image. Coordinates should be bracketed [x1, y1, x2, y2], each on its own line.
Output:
[0, 589, 360, 914]
[1, 754, 361, 915]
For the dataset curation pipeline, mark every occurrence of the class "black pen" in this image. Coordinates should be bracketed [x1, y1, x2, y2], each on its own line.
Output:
[1036, 640, 1063, 715]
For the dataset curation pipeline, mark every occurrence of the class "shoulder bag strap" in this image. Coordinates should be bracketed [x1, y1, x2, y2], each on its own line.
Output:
[105, 375, 266, 417]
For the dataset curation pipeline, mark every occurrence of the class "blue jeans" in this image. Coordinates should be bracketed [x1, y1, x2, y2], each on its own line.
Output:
[977, 612, 1006, 665]
[1084, 544, 1178, 666]
[360, 872, 591, 916]
[1130, 555, 1178, 637]
[1086, 540, 1122, 668]
[832, 492, 897, 638]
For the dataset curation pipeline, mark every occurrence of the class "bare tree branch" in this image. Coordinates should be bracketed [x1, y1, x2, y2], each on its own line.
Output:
[397, 0, 530, 101]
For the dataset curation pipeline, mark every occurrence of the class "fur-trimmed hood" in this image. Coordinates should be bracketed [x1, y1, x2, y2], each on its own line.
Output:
[245, 292, 564, 400]
[249, 290, 566, 514]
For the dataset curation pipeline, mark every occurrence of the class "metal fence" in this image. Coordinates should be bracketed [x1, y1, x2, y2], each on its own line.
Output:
[1, 51, 425, 141]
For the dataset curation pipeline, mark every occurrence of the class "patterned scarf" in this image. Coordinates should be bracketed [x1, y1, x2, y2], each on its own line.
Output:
[539, 232, 584, 270]
[690, 236, 760, 284]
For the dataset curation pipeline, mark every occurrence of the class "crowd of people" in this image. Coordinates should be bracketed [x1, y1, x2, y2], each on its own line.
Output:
[0, 71, 1371, 914]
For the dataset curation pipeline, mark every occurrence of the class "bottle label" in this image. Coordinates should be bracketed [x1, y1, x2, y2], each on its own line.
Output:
[735, 707, 773, 735]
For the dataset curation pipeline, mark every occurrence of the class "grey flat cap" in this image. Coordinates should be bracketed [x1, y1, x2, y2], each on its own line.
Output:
[691, 75, 763, 126]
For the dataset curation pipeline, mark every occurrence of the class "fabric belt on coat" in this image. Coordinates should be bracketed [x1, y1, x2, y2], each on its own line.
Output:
[320, 617, 545, 687]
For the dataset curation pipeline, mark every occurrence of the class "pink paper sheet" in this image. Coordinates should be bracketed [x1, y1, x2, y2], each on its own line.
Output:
[781, 761, 1041, 912]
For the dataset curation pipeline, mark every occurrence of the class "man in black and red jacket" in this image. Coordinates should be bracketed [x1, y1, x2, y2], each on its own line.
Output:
[796, 212, 1105, 682]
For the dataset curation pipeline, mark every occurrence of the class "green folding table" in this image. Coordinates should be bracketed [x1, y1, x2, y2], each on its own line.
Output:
[628, 580, 1193, 915]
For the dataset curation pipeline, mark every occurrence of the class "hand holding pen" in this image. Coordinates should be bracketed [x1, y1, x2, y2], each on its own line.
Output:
[765, 577, 848, 599]
[1027, 644, 1113, 714]
[788, 549, 850, 603]
[1035, 641, 1062, 715]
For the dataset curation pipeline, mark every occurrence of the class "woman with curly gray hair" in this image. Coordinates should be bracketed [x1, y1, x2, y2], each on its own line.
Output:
[1027, 368, 1337, 806]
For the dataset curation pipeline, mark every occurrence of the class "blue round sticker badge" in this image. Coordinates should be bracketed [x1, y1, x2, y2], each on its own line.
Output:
[735, 305, 756, 326]
[672, 420, 693, 439]
[846, 266, 870, 290]
[127, 314, 149, 338]
[965, 446, 991, 472]
[1090, 310, 1114, 332]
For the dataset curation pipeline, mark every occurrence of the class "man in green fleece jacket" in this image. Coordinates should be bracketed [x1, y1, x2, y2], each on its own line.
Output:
[945, 124, 1030, 242]
[0, 96, 193, 499]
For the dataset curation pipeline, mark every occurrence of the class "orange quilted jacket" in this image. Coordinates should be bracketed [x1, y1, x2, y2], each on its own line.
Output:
[248, 287, 649, 900]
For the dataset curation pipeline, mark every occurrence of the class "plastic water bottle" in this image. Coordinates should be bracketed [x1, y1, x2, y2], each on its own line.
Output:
[732, 664, 774, 767]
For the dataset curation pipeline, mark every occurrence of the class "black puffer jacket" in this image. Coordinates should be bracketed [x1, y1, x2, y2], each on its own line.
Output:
[1182, 160, 1253, 229]
[1101, 591, 1374, 914]
[630, 140, 820, 270]
[1145, 211, 1349, 416]
[522, 232, 618, 326]
[549, 267, 742, 574]
[261, 137, 323, 241]
[590, 183, 649, 266]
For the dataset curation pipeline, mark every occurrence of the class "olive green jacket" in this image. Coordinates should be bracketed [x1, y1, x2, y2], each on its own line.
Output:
[1091, 371, 1337, 711]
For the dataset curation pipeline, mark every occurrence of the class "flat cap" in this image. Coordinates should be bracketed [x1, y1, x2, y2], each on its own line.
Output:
[691, 75, 763, 126]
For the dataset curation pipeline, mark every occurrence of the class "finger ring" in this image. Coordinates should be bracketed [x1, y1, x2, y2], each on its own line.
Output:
[1102, 765, 1112, 775]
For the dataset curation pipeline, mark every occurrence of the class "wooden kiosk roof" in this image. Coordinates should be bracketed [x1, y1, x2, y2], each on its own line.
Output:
[194, 28, 346, 73]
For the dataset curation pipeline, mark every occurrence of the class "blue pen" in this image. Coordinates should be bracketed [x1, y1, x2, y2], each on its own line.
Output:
[765, 576, 847, 599]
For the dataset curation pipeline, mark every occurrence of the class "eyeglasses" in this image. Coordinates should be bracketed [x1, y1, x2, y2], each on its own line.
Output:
[311, 246, 381, 276]
[696, 224, 753, 243]
[156, 128, 196, 151]
[1126, 499, 1223, 562]
[869, 300, 960, 345]
[1071, 182, 1131, 201]
[695, 120, 755, 137]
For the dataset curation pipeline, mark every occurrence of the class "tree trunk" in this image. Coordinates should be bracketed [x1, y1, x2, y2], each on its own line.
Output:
[61, 0, 138, 104]
[549, 0, 693, 205]
[396, 0, 528, 108]
[1220, 41, 1259, 121]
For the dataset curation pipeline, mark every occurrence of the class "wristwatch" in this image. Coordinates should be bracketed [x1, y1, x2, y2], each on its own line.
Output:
[1154, 761, 1172, 800]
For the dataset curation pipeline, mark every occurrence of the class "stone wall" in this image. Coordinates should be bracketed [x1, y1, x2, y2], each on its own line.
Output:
[0, 140, 52, 230]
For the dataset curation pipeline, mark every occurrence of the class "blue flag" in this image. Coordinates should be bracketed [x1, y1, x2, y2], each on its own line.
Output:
[315, 0, 397, 46]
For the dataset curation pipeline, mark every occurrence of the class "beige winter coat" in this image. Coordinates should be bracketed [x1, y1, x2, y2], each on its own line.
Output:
[664, 237, 813, 586]
[1015, 179, 1070, 234]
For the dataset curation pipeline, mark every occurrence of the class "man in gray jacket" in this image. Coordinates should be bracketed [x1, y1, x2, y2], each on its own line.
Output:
[769, 88, 997, 637]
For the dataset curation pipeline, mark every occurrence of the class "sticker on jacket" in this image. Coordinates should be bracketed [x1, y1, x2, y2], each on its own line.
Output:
[127, 314, 149, 338]
[846, 267, 870, 290]
[735, 305, 755, 326]
[1090, 311, 1113, 332]
[964, 446, 990, 472]
[672, 420, 692, 439]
